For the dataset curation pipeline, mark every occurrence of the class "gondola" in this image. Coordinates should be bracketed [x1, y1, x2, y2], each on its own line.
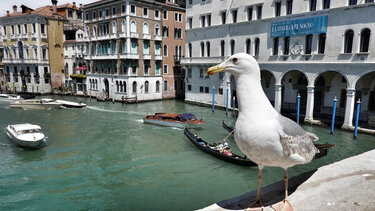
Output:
[184, 128, 257, 166]
[221, 121, 334, 159]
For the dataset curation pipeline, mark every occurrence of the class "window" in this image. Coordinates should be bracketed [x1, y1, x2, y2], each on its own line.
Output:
[360, 29, 371, 53]
[155, 62, 160, 74]
[200, 15, 206, 27]
[246, 39, 251, 54]
[174, 28, 182, 39]
[219, 72, 224, 80]
[256, 5, 262, 19]
[275, 2, 281, 17]
[219, 88, 223, 95]
[99, 10, 103, 19]
[344, 30, 354, 53]
[286, 0, 293, 15]
[163, 11, 168, 20]
[106, 8, 110, 17]
[220, 40, 225, 57]
[200, 42, 205, 57]
[132, 64, 137, 74]
[163, 45, 168, 56]
[188, 68, 192, 78]
[174, 13, 182, 22]
[305, 34, 313, 54]
[247, 7, 253, 21]
[121, 5, 126, 14]
[143, 8, 148, 17]
[164, 81, 168, 91]
[131, 41, 137, 54]
[41, 24, 45, 34]
[230, 40, 235, 55]
[112, 22, 117, 34]
[68, 10, 73, 18]
[273, 38, 279, 55]
[188, 84, 192, 91]
[132, 81, 137, 93]
[24, 24, 27, 34]
[131, 5, 136, 14]
[188, 43, 192, 57]
[200, 69, 204, 78]
[207, 14, 211, 26]
[112, 7, 116, 16]
[349, 0, 357, 6]
[155, 10, 160, 19]
[11, 25, 14, 35]
[163, 65, 168, 74]
[131, 20, 136, 32]
[255, 38, 260, 56]
[143, 22, 149, 34]
[318, 34, 326, 54]
[143, 42, 149, 55]
[144, 81, 149, 93]
[85, 12, 89, 21]
[206, 41, 210, 57]
[310, 0, 316, 11]
[156, 81, 160, 92]
[323, 0, 330, 9]
[162, 26, 168, 37]
[17, 25, 21, 34]
[154, 24, 160, 36]
[284, 37, 290, 55]
[188, 17, 193, 29]
[205, 87, 209, 93]
[221, 11, 226, 24]
[122, 20, 126, 33]
[42, 48, 47, 59]
[200, 86, 204, 93]
[32, 23, 36, 33]
[232, 9, 237, 23]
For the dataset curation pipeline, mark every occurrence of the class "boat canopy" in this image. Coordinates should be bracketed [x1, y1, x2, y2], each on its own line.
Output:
[10, 124, 41, 132]
[178, 113, 196, 121]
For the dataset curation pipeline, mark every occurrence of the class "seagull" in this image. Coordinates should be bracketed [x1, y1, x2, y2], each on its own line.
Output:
[206, 53, 319, 209]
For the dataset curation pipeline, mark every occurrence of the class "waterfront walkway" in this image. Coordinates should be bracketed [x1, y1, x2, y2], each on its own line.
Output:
[199, 149, 375, 211]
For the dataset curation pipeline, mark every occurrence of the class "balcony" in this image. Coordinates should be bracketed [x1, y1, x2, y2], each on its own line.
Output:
[143, 34, 151, 40]
[10, 34, 16, 40]
[97, 34, 110, 41]
[154, 35, 162, 41]
[119, 32, 128, 38]
[91, 54, 118, 60]
[130, 32, 139, 38]
[119, 53, 139, 59]
[83, 36, 90, 42]
[143, 54, 151, 60]
[41, 33, 47, 39]
[180, 56, 226, 65]
[31, 33, 38, 39]
[155, 55, 162, 60]
[110, 33, 118, 39]
[2, 58, 39, 64]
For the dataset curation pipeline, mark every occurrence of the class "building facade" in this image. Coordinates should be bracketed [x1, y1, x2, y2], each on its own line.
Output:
[83, 0, 185, 102]
[182, 0, 375, 129]
[0, 2, 65, 94]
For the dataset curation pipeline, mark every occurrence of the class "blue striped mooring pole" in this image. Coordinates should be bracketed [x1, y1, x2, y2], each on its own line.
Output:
[232, 96, 236, 115]
[296, 94, 301, 124]
[212, 86, 215, 112]
[226, 88, 229, 115]
[330, 96, 337, 134]
[354, 99, 361, 139]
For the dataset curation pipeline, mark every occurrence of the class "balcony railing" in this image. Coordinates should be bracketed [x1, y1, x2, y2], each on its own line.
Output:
[41, 33, 47, 39]
[110, 33, 118, 39]
[155, 55, 162, 60]
[97, 34, 110, 40]
[91, 54, 118, 60]
[130, 32, 139, 38]
[119, 32, 128, 38]
[143, 34, 151, 40]
[143, 54, 151, 60]
[154, 35, 162, 41]
[120, 53, 139, 59]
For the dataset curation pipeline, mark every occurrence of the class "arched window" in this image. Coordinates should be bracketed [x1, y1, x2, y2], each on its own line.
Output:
[143, 22, 149, 34]
[360, 28, 370, 53]
[132, 81, 137, 93]
[121, 20, 126, 33]
[123, 81, 127, 93]
[156, 81, 160, 92]
[206, 41, 210, 57]
[65, 63, 68, 74]
[86, 26, 90, 36]
[130, 20, 136, 33]
[344, 30, 354, 53]
[254, 38, 260, 56]
[93, 26, 97, 36]
[220, 40, 225, 57]
[145, 81, 149, 93]
[200, 42, 205, 57]
[163, 45, 168, 56]
[155, 24, 160, 35]
[246, 39, 251, 54]
[116, 81, 119, 92]
[112, 21, 117, 34]
[230, 40, 235, 55]
[188, 43, 192, 57]
[162, 26, 168, 37]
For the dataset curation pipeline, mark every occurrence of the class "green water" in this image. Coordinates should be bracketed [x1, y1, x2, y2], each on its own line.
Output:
[0, 96, 374, 210]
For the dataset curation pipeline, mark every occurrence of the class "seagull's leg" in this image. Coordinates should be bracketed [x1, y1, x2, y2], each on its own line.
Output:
[282, 169, 294, 211]
[249, 165, 263, 208]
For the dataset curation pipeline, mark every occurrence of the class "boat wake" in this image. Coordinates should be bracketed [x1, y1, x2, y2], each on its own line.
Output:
[86, 106, 145, 115]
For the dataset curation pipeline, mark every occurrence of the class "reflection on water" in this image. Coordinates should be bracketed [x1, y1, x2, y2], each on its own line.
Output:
[0, 96, 374, 210]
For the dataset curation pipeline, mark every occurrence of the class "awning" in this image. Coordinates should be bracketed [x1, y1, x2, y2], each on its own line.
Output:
[75, 65, 87, 71]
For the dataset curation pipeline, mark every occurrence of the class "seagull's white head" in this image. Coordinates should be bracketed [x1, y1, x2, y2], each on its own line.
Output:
[206, 53, 260, 78]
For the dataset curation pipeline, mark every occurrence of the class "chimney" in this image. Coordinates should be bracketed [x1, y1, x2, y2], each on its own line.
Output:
[13, 5, 17, 13]
[6, 11, 10, 16]
[79, 4, 83, 8]
[73, 2, 76, 9]
[51, 0, 58, 14]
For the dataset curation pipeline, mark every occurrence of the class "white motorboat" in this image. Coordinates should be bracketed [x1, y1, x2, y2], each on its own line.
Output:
[5, 124, 47, 149]
[10, 98, 62, 110]
[0, 94, 23, 103]
[56, 100, 86, 108]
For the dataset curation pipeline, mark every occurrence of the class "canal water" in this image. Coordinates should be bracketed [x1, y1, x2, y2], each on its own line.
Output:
[1, 96, 374, 211]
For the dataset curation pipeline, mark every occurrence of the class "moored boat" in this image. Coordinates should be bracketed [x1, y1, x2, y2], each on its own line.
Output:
[5, 124, 47, 149]
[143, 113, 206, 128]
[0, 94, 23, 103]
[184, 128, 257, 166]
[56, 100, 86, 108]
[10, 98, 62, 110]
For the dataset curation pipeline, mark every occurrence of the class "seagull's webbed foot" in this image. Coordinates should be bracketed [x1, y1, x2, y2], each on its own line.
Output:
[270, 200, 294, 211]
[248, 198, 263, 208]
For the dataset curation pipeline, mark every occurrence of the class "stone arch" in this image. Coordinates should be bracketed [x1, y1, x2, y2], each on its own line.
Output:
[354, 70, 375, 112]
[280, 70, 308, 115]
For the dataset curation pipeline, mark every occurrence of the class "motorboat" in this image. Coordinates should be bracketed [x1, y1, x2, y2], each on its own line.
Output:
[5, 124, 47, 149]
[10, 98, 62, 110]
[143, 113, 206, 128]
[0, 93, 23, 103]
[56, 100, 86, 108]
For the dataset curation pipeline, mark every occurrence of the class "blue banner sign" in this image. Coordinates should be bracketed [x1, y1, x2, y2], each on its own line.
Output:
[271, 16, 328, 37]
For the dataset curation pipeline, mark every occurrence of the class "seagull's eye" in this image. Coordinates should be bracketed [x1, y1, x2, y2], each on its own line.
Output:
[232, 58, 238, 64]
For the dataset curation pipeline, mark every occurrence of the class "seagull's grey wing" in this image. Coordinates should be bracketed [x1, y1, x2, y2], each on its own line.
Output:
[277, 114, 306, 136]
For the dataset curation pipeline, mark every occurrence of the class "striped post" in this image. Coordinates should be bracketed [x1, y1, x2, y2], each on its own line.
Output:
[232, 96, 236, 115]
[212, 86, 215, 112]
[226, 87, 229, 115]
[330, 96, 337, 134]
[354, 99, 361, 139]
[296, 93, 301, 124]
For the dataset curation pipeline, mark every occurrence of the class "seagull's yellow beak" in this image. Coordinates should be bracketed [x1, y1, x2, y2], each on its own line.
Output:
[206, 65, 227, 76]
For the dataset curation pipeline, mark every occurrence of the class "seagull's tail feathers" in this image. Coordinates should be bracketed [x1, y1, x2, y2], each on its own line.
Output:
[306, 132, 319, 142]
